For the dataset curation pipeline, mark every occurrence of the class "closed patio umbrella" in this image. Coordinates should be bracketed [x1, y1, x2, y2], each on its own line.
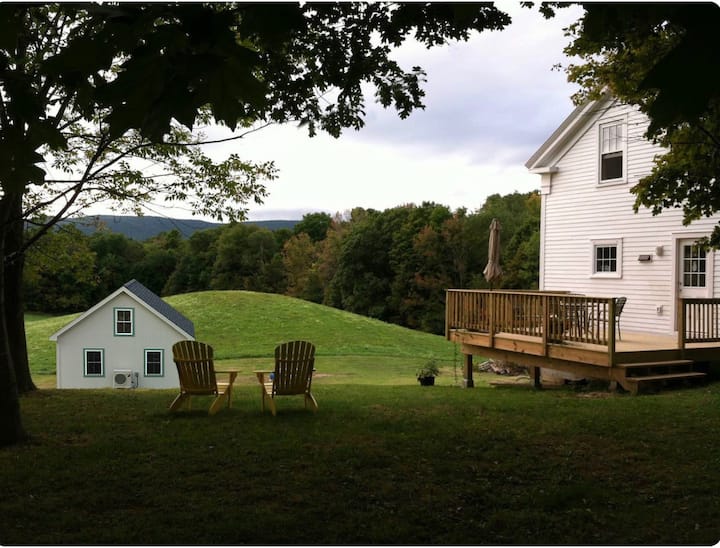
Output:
[483, 218, 503, 288]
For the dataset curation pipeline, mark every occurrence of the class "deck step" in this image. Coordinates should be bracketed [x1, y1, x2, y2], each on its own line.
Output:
[617, 360, 694, 369]
[622, 371, 707, 395]
[624, 371, 706, 383]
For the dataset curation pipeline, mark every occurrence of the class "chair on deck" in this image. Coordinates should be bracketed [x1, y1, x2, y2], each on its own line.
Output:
[170, 340, 237, 415]
[254, 340, 317, 416]
[614, 297, 627, 340]
[588, 296, 627, 341]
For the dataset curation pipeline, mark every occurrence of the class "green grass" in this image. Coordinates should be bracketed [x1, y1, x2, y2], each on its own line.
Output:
[26, 290, 461, 383]
[8, 290, 720, 545]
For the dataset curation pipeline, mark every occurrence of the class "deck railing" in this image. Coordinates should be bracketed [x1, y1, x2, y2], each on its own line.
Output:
[446, 290, 617, 347]
[678, 298, 720, 347]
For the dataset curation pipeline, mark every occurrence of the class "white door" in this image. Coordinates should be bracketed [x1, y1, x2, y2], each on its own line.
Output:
[675, 238, 713, 333]
[677, 239, 709, 300]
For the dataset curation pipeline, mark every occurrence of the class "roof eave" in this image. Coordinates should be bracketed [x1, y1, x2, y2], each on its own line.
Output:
[526, 93, 616, 172]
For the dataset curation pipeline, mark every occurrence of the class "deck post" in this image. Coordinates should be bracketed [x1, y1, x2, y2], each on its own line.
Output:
[608, 297, 616, 366]
[488, 292, 495, 348]
[541, 295, 549, 356]
[445, 290, 451, 340]
[529, 366, 542, 389]
[677, 298, 686, 350]
[463, 353, 474, 388]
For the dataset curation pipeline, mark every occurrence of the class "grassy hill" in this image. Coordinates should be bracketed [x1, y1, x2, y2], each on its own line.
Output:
[26, 290, 460, 385]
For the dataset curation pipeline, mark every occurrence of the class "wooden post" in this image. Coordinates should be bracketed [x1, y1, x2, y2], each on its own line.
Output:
[463, 353, 474, 388]
[677, 298, 686, 350]
[541, 295, 549, 356]
[445, 290, 451, 340]
[529, 366, 542, 389]
[607, 297, 616, 367]
[488, 292, 495, 348]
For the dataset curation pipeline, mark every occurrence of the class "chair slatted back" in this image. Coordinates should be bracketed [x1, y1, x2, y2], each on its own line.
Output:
[172, 340, 218, 395]
[273, 340, 315, 396]
[615, 297, 627, 317]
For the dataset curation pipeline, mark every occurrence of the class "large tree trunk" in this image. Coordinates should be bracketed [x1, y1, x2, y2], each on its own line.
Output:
[0, 193, 27, 446]
[4, 194, 35, 393]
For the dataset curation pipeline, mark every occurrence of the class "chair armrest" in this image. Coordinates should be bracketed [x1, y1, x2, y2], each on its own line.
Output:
[215, 370, 238, 385]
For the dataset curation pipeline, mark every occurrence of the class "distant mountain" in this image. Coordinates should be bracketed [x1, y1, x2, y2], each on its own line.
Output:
[61, 215, 298, 241]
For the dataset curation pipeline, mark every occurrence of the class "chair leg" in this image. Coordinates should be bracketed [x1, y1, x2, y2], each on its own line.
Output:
[169, 393, 189, 412]
[305, 392, 318, 413]
[208, 395, 227, 415]
[268, 397, 277, 416]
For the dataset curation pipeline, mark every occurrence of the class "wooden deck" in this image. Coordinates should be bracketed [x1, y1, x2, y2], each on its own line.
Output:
[446, 290, 720, 394]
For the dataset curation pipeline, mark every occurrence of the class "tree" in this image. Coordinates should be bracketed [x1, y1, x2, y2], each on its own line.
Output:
[163, 229, 219, 296]
[23, 224, 96, 313]
[283, 233, 323, 302]
[293, 212, 333, 243]
[1, 3, 514, 444]
[559, 3, 720, 245]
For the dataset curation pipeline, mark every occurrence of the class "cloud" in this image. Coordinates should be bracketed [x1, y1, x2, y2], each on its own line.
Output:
[181, 4, 587, 221]
[342, 4, 584, 165]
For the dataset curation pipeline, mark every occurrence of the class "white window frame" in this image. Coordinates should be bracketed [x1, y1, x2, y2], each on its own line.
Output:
[144, 349, 164, 377]
[598, 118, 627, 185]
[114, 307, 134, 336]
[83, 348, 105, 377]
[591, 239, 623, 279]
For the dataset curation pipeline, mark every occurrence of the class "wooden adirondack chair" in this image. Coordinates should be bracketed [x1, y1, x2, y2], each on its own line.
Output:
[170, 340, 237, 415]
[255, 340, 317, 416]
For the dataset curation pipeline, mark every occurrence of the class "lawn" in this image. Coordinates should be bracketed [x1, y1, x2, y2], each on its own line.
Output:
[6, 291, 720, 545]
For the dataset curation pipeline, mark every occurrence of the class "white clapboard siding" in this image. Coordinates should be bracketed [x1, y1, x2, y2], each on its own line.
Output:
[539, 101, 720, 335]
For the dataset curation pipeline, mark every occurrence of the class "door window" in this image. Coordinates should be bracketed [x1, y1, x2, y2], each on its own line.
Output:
[682, 244, 706, 288]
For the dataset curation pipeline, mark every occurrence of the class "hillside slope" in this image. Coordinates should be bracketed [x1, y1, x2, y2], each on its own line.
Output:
[61, 215, 298, 240]
[27, 291, 456, 375]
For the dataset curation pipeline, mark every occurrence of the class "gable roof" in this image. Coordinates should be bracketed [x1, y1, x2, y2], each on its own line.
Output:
[525, 94, 617, 173]
[49, 279, 194, 341]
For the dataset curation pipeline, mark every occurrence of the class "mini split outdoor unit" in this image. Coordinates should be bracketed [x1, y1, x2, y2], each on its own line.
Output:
[113, 370, 139, 389]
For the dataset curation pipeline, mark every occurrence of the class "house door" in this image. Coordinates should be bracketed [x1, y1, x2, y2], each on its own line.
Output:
[677, 239, 709, 300]
[675, 238, 713, 332]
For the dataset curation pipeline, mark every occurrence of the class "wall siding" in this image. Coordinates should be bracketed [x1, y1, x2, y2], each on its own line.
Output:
[540, 102, 720, 335]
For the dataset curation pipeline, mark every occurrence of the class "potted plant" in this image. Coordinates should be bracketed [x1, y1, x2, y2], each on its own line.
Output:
[416, 359, 440, 386]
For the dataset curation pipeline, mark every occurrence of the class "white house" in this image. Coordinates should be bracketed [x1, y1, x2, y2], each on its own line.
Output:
[525, 94, 720, 336]
[50, 279, 195, 389]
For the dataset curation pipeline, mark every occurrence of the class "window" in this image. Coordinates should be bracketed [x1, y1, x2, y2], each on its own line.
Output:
[599, 120, 625, 183]
[595, 245, 617, 273]
[683, 244, 707, 288]
[114, 308, 134, 336]
[144, 349, 164, 377]
[591, 239, 623, 278]
[84, 349, 104, 376]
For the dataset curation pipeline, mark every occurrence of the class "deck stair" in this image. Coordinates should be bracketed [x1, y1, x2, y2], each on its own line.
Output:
[614, 359, 707, 395]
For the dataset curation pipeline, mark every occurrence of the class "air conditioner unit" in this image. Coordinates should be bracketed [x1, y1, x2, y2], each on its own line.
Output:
[113, 370, 138, 389]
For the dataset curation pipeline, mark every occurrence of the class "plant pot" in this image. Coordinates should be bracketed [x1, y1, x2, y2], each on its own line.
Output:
[418, 376, 435, 386]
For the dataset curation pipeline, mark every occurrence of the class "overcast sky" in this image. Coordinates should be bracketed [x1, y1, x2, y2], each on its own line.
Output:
[136, 3, 586, 222]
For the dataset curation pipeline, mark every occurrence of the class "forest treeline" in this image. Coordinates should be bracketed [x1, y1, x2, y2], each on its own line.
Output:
[25, 191, 540, 335]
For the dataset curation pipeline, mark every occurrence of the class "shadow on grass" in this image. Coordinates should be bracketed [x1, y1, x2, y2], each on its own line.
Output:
[3, 382, 720, 545]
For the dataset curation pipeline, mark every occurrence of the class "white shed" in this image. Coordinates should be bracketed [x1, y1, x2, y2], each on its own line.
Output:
[50, 279, 194, 389]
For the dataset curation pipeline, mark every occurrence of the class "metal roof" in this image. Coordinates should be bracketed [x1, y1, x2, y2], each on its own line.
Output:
[123, 279, 195, 337]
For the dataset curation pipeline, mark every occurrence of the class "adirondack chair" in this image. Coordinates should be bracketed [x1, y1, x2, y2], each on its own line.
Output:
[254, 340, 317, 416]
[170, 340, 237, 415]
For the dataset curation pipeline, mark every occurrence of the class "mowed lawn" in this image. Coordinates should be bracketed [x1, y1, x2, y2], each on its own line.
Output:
[7, 291, 720, 545]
